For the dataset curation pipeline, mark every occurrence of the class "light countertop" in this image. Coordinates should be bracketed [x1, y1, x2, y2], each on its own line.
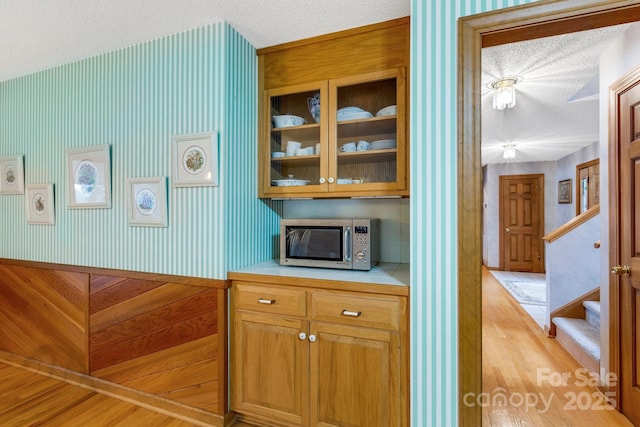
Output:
[228, 260, 410, 288]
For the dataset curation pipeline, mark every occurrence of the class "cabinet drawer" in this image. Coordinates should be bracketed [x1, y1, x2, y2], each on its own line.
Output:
[234, 283, 306, 317]
[311, 292, 402, 331]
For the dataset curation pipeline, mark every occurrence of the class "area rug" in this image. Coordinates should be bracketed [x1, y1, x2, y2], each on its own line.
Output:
[502, 281, 546, 306]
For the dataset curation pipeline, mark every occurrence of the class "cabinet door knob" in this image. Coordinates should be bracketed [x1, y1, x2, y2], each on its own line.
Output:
[328, 177, 335, 184]
[319, 177, 326, 184]
[299, 332, 307, 340]
[308, 334, 317, 342]
[258, 298, 275, 305]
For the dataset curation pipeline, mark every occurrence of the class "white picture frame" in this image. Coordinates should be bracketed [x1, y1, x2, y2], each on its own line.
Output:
[26, 184, 55, 225]
[66, 145, 111, 208]
[0, 155, 25, 194]
[172, 132, 218, 187]
[126, 177, 168, 227]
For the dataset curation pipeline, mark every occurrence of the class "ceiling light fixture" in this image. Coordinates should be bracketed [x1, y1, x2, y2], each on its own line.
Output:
[491, 77, 519, 110]
[503, 144, 516, 160]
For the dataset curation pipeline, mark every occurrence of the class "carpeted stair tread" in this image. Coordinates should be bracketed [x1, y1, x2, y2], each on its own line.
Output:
[583, 300, 600, 315]
[582, 300, 601, 330]
[552, 317, 600, 362]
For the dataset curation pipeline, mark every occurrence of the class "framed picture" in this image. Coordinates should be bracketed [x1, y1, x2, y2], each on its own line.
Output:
[0, 155, 24, 194]
[558, 178, 572, 204]
[172, 132, 218, 187]
[66, 145, 111, 208]
[26, 184, 55, 225]
[126, 177, 168, 227]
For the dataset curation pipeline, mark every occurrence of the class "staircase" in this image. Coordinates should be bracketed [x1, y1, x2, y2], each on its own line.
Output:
[552, 301, 600, 373]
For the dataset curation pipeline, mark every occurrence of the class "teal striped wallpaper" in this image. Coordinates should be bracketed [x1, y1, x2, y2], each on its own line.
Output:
[222, 28, 282, 271]
[410, 1, 532, 426]
[0, 22, 279, 279]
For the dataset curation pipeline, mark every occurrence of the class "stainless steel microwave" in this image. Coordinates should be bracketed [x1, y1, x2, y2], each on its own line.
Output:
[280, 218, 380, 270]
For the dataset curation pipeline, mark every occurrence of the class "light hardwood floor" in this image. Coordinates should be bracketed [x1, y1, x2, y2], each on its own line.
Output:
[0, 269, 632, 426]
[0, 362, 199, 426]
[482, 267, 633, 426]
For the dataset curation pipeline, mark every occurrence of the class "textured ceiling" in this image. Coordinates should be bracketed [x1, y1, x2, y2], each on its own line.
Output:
[481, 24, 633, 165]
[0, 0, 410, 83]
[1, 1, 634, 167]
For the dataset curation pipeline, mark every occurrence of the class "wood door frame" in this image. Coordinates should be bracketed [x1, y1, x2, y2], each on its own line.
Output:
[458, 1, 640, 424]
[498, 174, 545, 272]
[575, 158, 600, 216]
[607, 62, 640, 422]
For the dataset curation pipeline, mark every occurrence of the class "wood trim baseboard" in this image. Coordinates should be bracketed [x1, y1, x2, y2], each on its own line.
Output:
[0, 351, 225, 427]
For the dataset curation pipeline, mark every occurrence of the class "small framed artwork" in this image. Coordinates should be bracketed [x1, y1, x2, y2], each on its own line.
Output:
[126, 177, 168, 227]
[558, 178, 572, 204]
[0, 155, 24, 194]
[26, 184, 55, 225]
[172, 132, 218, 187]
[66, 145, 111, 208]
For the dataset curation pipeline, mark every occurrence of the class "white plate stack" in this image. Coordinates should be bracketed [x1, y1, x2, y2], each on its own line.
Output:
[370, 139, 397, 150]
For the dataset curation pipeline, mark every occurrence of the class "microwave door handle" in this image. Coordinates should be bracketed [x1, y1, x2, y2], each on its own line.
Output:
[344, 226, 352, 263]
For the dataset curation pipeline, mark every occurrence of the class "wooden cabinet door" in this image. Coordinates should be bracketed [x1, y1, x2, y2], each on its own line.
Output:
[233, 311, 309, 426]
[328, 68, 408, 197]
[309, 322, 401, 427]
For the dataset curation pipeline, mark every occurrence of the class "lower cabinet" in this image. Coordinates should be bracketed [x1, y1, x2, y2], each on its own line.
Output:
[233, 311, 309, 426]
[230, 280, 408, 427]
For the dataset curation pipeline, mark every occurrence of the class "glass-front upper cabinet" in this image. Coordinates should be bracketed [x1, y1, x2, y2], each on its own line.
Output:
[262, 82, 328, 196]
[259, 68, 407, 198]
[329, 68, 406, 194]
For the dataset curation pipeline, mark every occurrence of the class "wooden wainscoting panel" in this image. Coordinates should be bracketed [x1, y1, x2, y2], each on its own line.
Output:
[90, 281, 205, 331]
[90, 288, 218, 355]
[90, 277, 166, 314]
[90, 277, 221, 414]
[0, 264, 88, 372]
[91, 335, 217, 382]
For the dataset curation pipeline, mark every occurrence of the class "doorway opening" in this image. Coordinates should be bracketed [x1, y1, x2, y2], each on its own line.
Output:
[458, 1, 640, 425]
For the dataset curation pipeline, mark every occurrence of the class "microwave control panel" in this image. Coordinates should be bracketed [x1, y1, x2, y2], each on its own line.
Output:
[352, 219, 379, 270]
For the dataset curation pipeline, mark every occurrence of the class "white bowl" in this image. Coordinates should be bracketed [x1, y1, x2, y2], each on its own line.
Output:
[271, 151, 285, 158]
[273, 114, 306, 128]
[337, 106, 365, 114]
[376, 105, 397, 117]
[337, 111, 373, 121]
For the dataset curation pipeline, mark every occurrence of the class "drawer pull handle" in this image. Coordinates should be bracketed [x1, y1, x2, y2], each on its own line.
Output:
[258, 298, 275, 305]
[342, 309, 362, 318]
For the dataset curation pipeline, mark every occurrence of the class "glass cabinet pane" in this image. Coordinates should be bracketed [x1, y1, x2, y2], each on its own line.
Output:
[334, 76, 398, 187]
[268, 87, 323, 190]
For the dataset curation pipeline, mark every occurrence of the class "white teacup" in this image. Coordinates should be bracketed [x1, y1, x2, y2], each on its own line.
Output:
[295, 146, 315, 156]
[356, 140, 370, 151]
[315, 143, 321, 154]
[340, 142, 356, 152]
[286, 140, 302, 156]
